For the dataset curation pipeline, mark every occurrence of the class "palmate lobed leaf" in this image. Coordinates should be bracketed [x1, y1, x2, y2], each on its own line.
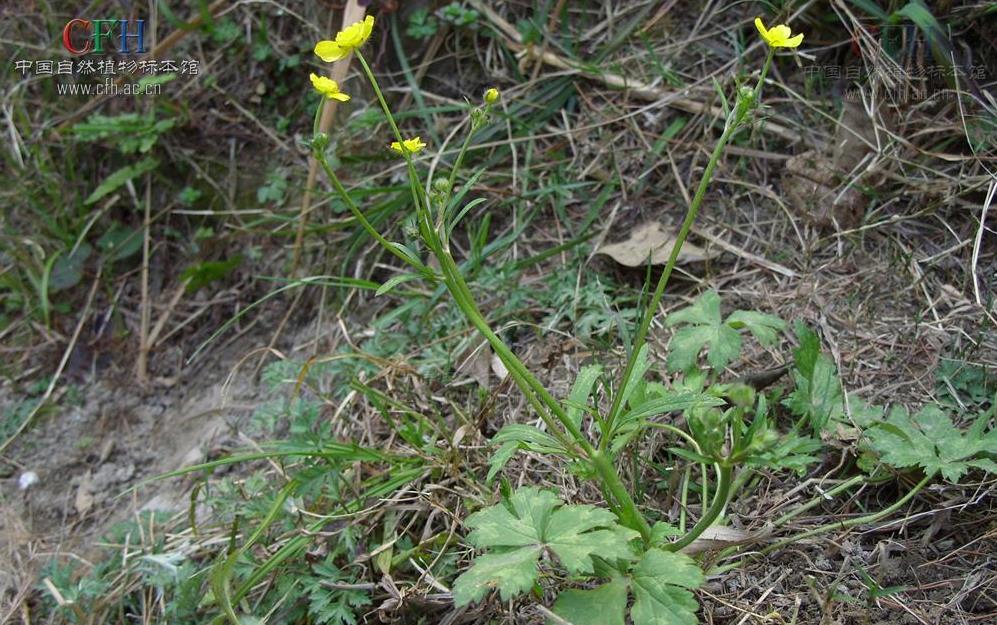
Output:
[785, 323, 843, 431]
[665, 291, 785, 373]
[452, 488, 640, 607]
[631, 549, 704, 625]
[866, 404, 997, 483]
[451, 547, 541, 604]
[553, 577, 629, 625]
[551, 549, 703, 625]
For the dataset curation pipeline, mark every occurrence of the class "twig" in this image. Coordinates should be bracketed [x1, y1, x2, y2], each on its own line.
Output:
[971, 178, 995, 306]
[137, 173, 152, 382]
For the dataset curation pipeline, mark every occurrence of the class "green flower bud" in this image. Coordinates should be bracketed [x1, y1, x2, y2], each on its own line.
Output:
[726, 383, 756, 409]
[432, 178, 451, 194]
[311, 132, 330, 151]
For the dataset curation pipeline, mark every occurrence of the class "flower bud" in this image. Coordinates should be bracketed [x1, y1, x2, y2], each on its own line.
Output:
[726, 383, 756, 409]
[470, 107, 488, 129]
[432, 178, 451, 194]
[484, 87, 500, 104]
[311, 132, 330, 151]
[733, 86, 755, 121]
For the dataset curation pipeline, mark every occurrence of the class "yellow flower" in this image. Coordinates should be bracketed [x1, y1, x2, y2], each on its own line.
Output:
[314, 15, 375, 62]
[484, 87, 500, 104]
[754, 17, 804, 48]
[389, 136, 427, 155]
[309, 73, 350, 102]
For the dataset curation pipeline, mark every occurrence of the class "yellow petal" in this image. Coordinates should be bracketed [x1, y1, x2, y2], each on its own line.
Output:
[336, 15, 374, 48]
[315, 40, 347, 62]
[406, 137, 427, 153]
[769, 24, 792, 42]
[330, 92, 351, 102]
[389, 141, 403, 154]
[783, 33, 804, 47]
[754, 17, 768, 39]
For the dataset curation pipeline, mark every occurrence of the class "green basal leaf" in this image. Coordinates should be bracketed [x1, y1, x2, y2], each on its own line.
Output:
[630, 548, 703, 625]
[452, 488, 639, 607]
[552, 577, 628, 625]
[551, 549, 703, 625]
[665, 291, 784, 373]
[785, 322, 843, 431]
[865, 404, 997, 483]
[452, 547, 541, 605]
[725, 310, 786, 346]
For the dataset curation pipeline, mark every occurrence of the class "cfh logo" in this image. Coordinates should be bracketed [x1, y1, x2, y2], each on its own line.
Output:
[62, 19, 147, 55]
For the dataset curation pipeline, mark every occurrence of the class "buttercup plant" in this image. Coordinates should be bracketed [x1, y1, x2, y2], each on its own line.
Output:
[304, 14, 850, 623]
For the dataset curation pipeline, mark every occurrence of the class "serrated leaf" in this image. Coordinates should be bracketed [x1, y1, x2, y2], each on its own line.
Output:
[552, 578, 628, 625]
[784, 323, 842, 431]
[451, 546, 541, 605]
[630, 549, 703, 625]
[544, 508, 638, 573]
[865, 404, 997, 483]
[725, 310, 785, 346]
[553, 549, 703, 625]
[453, 488, 640, 607]
[650, 522, 682, 543]
[845, 394, 884, 428]
[666, 291, 722, 328]
[665, 291, 777, 372]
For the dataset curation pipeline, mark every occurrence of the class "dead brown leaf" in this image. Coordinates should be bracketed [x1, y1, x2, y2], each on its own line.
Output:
[596, 222, 717, 267]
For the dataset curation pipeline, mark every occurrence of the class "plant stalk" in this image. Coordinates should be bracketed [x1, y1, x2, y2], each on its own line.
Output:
[602, 120, 739, 445]
[666, 463, 732, 551]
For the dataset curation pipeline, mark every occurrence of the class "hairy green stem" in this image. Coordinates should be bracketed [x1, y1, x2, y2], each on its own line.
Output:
[711, 474, 932, 576]
[315, 153, 427, 273]
[773, 474, 868, 527]
[329, 55, 579, 450]
[667, 463, 733, 551]
[602, 119, 740, 446]
[591, 451, 653, 540]
[761, 474, 932, 555]
[602, 52, 773, 445]
[355, 51, 429, 222]
[339, 48, 657, 539]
